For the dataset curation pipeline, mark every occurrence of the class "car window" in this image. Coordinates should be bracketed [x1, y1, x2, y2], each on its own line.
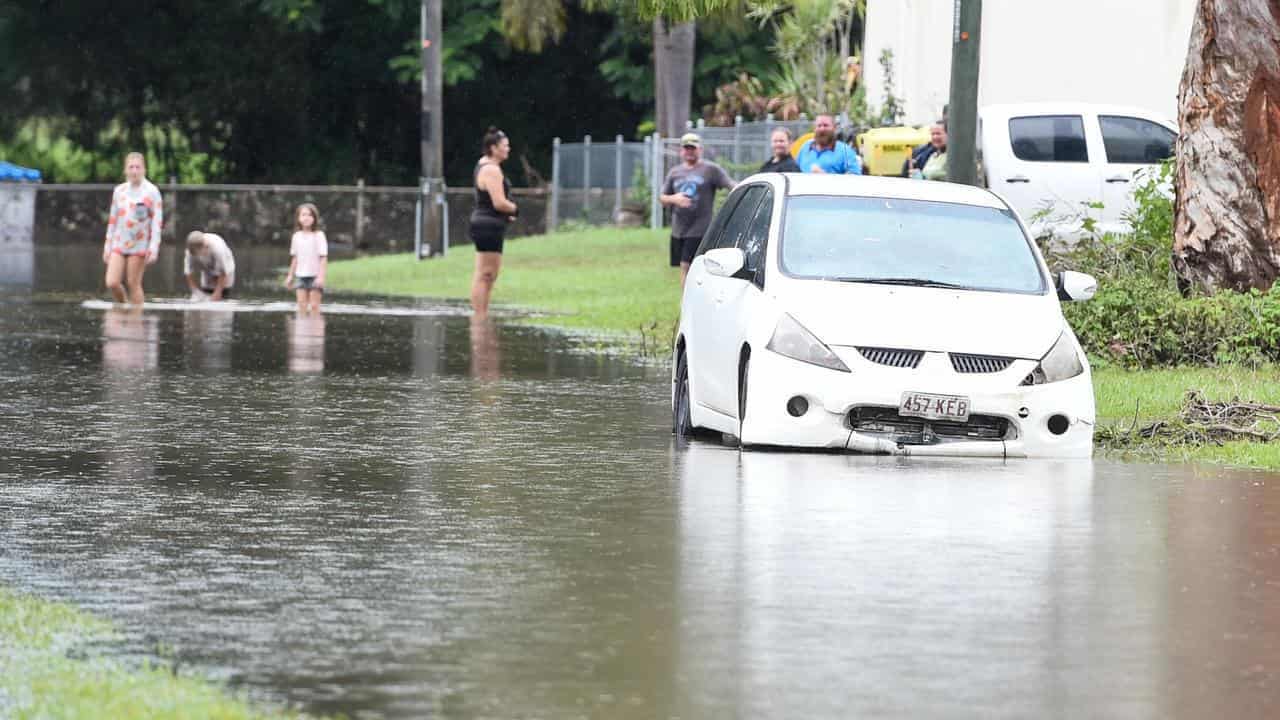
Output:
[1099, 115, 1175, 164]
[716, 185, 766, 251]
[739, 188, 773, 286]
[779, 196, 1046, 294]
[1008, 115, 1088, 163]
[694, 189, 743, 258]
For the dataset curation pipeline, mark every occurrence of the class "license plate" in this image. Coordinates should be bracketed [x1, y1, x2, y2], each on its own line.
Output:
[899, 392, 970, 421]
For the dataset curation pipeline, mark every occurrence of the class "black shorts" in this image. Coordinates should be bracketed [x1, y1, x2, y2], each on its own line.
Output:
[293, 276, 323, 292]
[470, 223, 505, 254]
[199, 287, 232, 299]
[670, 235, 702, 267]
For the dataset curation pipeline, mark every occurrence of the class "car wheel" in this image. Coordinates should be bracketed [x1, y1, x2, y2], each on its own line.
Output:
[673, 351, 694, 438]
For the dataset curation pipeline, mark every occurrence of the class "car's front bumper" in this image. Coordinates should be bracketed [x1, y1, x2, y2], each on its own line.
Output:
[741, 347, 1094, 458]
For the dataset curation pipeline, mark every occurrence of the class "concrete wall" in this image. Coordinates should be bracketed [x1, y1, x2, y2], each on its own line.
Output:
[863, 0, 1197, 125]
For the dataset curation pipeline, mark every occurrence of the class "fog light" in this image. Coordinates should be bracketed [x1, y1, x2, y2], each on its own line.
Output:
[786, 396, 809, 417]
[1047, 414, 1070, 435]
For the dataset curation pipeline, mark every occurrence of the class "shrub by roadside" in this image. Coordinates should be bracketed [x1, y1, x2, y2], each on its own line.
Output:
[1042, 160, 1280, 367]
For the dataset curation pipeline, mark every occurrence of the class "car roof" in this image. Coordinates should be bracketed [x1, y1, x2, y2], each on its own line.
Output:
[981, 102, 1174, 124]
[756, 173, 1009, 210]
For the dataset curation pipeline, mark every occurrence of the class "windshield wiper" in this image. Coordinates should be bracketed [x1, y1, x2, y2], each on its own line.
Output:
[837, 277, 970, 289]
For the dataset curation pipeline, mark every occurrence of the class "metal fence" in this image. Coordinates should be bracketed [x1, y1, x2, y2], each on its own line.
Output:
[31, 183, 550, 255]
[549, 117, 817, 232]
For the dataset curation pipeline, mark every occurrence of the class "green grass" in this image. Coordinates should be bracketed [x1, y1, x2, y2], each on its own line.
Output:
[0, 586, 307, 719]
[1094, 365, 1280, 469]
[326, 227, 682, 341]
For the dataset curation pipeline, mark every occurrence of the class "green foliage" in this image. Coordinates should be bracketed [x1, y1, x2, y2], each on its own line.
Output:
[1046, 159, 1280, 367]
[628, 163, 652, 207]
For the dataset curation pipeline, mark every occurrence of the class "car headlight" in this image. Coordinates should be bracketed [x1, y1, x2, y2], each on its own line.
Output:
[766, 313, 850, 372]
[1022, 331, 1084, 385]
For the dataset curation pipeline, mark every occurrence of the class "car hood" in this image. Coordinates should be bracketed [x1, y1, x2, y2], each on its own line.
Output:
[780, 281, 1064, 359]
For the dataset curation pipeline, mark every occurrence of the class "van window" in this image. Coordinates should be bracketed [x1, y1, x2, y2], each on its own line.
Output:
[1008, 116, 1088, 163]
[1099, 115, 1175, 164]
[694, 189, 744, 258]
[739, 188, 773, 287]
[716, 185, 766, 251]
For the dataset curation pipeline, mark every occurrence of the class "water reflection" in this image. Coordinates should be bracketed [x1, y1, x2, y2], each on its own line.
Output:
[287, 314, 326, 375]
[468, 315, 501, 382]
[183, 309, 233, 372]
[102, 309, 159, 372]
[100, 309, 160, 484]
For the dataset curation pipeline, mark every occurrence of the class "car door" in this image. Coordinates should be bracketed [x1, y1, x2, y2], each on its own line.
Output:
[992, 114, 1101, 234]
[706, 185, 775, 418]
[696, 184, 767, 415]
[1096, 113, 1176, 229]
[683, 187, 745, 412]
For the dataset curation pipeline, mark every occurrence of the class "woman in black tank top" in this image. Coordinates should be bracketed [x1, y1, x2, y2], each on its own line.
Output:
[469, 127, 517, 318]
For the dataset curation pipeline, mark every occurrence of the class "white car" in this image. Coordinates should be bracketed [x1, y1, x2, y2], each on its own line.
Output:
[979, 103, 1176, 239]
[671, 173, 1099, 458]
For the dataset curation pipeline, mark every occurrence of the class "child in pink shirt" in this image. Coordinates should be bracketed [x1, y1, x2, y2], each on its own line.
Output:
[284, 203, 328, 314]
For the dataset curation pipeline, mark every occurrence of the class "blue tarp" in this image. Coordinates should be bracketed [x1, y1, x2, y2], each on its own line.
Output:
[0, 161, 42, 182]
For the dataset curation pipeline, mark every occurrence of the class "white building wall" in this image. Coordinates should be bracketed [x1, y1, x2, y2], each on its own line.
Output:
[862, 0, 1197, 125]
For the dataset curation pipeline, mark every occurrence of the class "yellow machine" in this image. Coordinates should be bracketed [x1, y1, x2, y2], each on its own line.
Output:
[856, 126, 931, 176]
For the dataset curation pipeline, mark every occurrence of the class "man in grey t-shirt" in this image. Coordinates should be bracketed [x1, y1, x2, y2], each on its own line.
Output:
[660, 133, 736, 287]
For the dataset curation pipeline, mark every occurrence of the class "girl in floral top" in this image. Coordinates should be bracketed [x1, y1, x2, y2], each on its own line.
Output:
[102, 152, 164, 305]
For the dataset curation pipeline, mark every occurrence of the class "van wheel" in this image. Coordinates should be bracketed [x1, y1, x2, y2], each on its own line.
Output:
[673, 352, 694, 438]
[738, 355, 750, 435]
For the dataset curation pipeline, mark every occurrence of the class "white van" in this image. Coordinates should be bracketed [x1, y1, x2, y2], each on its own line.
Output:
[979, 103, 1176, 239]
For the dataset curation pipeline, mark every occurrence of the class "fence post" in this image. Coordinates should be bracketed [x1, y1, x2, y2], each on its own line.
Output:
[550, 137, 560, 232]
[643, 135, 652, 215]
[697, 118, 706, 129]
[582, 134, 592, 221]
[355, 178, 365, 249]
[614, 134, 623, 222]
[166, 176, 178, 241]
[650, 131, 662, 230]
[733, 115, 743, 165]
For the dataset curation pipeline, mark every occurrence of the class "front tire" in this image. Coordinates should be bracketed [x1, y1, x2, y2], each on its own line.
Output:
[738, 354, 749, 438]
[673, 351, 694, 438]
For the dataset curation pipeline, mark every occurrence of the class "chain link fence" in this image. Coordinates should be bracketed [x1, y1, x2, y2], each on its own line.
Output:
[550, 118, 818, 232]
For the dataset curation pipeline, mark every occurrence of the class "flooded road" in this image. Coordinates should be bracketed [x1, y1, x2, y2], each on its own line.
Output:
[3, 248, 1280, 718]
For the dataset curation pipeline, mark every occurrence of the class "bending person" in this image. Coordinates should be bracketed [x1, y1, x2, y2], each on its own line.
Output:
[184, 231, 236, 301]
[102, 152, 163, 305]
[468, 127, 517, 318]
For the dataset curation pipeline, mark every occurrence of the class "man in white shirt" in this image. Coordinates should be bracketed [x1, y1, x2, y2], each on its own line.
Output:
[184, 231, 236, 301]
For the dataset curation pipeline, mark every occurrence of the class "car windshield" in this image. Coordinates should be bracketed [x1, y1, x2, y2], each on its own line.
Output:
[780, 196, 1047, 294]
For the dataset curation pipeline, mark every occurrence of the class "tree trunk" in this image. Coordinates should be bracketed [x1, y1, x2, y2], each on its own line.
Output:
[652, 17, 696, 137]
[1174, 0, 1280, 292]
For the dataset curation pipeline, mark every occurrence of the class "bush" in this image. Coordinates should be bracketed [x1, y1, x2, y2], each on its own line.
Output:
[1046, 160, 1280, 367]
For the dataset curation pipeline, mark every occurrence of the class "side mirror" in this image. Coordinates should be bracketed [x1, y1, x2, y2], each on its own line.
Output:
[704, 247, 746, 278]
[1056, 270, 1097, 302]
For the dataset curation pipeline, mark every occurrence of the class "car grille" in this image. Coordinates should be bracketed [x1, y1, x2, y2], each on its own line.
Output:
[857, 347, 924, 369]
[950, 353, 1015, 373]
[848, 406, 1011, 443]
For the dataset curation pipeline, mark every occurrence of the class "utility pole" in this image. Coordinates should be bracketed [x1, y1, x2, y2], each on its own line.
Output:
[416, 0, 444, 258]
[946, 0, 982, 186]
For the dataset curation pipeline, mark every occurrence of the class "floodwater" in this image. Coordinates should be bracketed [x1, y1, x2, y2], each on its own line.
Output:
[3, 247, 1280, 719]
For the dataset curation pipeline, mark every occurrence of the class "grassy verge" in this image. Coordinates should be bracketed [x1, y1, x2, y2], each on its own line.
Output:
[328, 228, 1280, 470]
[326, 227, 681, 342]
[1093, 365, 1280, 468]
[0, 586, 304, 719]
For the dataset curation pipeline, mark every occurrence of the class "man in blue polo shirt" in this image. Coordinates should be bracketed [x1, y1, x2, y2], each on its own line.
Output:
[796, 113, 862, 175]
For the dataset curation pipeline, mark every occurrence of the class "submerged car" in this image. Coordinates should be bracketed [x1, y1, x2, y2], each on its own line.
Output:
[671, 173, 1098, 458]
